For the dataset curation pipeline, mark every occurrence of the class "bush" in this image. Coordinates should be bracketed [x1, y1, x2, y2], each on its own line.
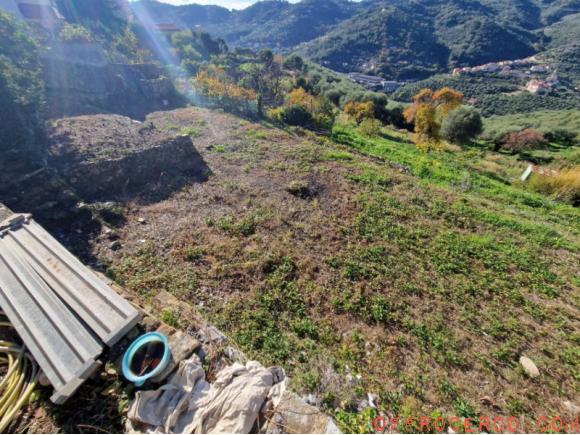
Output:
[283, 54, 304, 72]
[440, 106, 483, 144]
[388, 106, 413, 130]
[58, 23, 94, 43]
[358, 118, 382, 137]
[344, 101, 375, 124]
[325, 89, 344, 106]
[498, 128, 547, 153]
[529, 167, 580, 206]
[0, 11, 45, 154]
[544, 129, 578, 147]
[279, 105, 313, 127]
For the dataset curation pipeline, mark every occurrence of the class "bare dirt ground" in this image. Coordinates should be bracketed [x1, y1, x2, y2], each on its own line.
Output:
[9, 107, 579, 433]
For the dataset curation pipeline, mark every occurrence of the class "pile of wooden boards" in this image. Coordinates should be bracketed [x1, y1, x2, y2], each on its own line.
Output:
[0, 212, 140, 404]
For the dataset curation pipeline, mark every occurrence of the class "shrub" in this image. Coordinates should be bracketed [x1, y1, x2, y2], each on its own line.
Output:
[0, 11, 45, 153]
[498, 128, 547, 153]
[283, 54, 304, 72]
[325, 89, 344, 106]
[287, 87, 318, 111]
[344, 101, 375, 124]
[529, 166, 580, 206]
[279, 105, 313, 127]
[544, 129, 578, 147]
[358, 118, 382, 137]
[440, 107, 483, 144]
[388, 106, 413, 130]
[58, 23, 94, 43]
[313, 113, 334, 129]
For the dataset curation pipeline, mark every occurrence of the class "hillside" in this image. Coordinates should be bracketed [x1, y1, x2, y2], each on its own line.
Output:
[392, 44, 580, 116]
[30, 106, 576, 433]
[301, 0, 580, 79]
[131, 0, 363, 50]
[132, 0, 580, 79]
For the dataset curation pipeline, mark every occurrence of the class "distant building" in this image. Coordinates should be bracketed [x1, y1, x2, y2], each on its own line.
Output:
[383, 80, 402, 92]
[546, 72, 559, 85]
[348, 72, 402, 92]
[0, 0, 63, 31]
[526, 79, 551, 94]
[149, 23, 182, 36]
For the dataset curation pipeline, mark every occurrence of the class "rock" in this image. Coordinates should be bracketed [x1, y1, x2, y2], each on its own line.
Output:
[224, 346, 246, 364]
[38, 371, 51, 387]
[137, 217, 146, 224]
[264, 391, 341, 434]
[356, 399, 370, 412]
[562, 400, 580, 416]
[104, 227, 118, 240]
[479, 396, 493, 406]
[519, 356, 540, 378]
[304, 394, 321, 407]
[151, 330, 201, 383]
[196, 325, 227, 344]
[368, 393, 379, 408]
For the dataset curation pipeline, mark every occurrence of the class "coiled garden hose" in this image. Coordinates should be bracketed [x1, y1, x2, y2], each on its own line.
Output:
[0, 315, 39, 432]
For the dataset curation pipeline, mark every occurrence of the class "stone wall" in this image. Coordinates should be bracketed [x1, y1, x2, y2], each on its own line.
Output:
[43, 44, 185, 120]
[55, 135, 209, 199]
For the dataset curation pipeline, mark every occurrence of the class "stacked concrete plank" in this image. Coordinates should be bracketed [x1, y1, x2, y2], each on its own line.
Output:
[0, 212, 141, 403]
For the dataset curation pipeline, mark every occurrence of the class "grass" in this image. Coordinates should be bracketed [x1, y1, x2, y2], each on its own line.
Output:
[484, 109, 580, 138]
[181, 126, 202, 138]
[103, 108, 579, 433]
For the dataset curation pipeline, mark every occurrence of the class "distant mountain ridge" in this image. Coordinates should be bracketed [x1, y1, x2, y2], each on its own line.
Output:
[132, 0, 580, 78]
[131, 0, 365, 49]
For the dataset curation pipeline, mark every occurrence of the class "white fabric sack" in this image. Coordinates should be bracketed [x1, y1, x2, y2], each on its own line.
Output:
[127, 355, 277, 434]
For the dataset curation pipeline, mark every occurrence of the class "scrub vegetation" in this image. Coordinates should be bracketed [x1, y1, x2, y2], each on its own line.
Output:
[97, 107, 579, 433]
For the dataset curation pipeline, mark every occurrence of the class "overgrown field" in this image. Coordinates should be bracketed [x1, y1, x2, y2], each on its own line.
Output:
[484, 110, 580, 138]
[98, 108, 578, 433]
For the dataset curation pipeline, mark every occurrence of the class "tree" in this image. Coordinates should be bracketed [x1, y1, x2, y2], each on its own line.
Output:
[239, 52, 283, 116]
[358, 119, 382, 137]
[58, 23, 94, 43]
[277, 105, 313, 127]
[286, 87, 335, 127]
[440, 107, 483, 144]
[544, 129, 578, 147]
[404, 87, 464, 151]
[325, 89, 344, 106]
[432, 87, 464, 115]
[287, 87, 318, 111]
[497, 128, 547, 153]
[283, 54, 305, 72]
[344, 101, 375, 124]
[0, 11, 45, 154]
[194, 66, 256, 114]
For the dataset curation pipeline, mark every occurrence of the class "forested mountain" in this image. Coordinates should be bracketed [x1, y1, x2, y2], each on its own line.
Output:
[134, 0, 580, 79]
[301, 0, 580, 79]
[131, 0, 364, 49]
[131, 0, 231, 29]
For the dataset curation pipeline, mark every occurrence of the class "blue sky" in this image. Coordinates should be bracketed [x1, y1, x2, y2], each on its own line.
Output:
[146, 0, 300, 9]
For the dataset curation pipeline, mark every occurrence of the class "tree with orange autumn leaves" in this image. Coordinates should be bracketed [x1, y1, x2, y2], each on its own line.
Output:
[194, 66, 257, 114]
[404, 87, 464, 151]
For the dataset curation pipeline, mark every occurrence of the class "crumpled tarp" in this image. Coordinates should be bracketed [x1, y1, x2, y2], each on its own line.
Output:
[126, 355, 284, 434]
